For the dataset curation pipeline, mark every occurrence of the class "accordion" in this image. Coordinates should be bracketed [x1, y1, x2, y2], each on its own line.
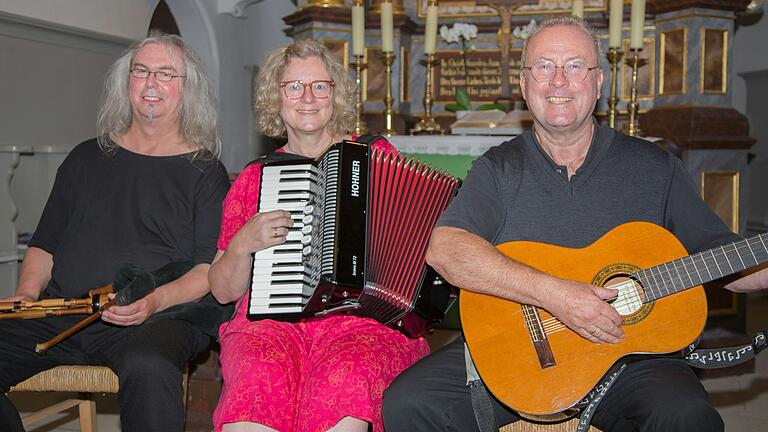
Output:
[247, 139, 460, 337]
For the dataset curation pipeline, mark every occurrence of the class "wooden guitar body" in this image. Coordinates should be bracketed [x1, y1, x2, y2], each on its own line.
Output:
[460, 222, 708, 417]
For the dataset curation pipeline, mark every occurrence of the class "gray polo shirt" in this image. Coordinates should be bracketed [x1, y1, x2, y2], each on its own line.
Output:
[437, 121, 739, 254]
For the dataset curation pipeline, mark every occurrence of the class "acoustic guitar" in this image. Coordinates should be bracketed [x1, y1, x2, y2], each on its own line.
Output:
[461, 221, 768, 418]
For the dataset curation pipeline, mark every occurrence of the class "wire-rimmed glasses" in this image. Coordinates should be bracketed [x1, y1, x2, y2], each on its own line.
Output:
[279, 80, 335, 99]
[130, 68, 186, 82]
[522, 60, 599, 83]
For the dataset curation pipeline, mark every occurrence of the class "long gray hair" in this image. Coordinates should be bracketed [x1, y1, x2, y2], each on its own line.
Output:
[521, 15, 605, 69]
[254, 39, 355, 138]
[97, 32, 220, 159]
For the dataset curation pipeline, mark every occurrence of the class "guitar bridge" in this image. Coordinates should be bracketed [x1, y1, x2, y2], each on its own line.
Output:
[522, 304, 556, 368]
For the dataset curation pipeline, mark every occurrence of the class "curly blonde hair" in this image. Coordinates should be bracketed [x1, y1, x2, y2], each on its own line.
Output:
[254, 39, 355, 137]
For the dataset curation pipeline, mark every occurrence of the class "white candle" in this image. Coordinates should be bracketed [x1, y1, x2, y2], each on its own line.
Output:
[424, 0, 438, 55]
[630, 0, 646, 49]
[352, 1, 365, 56]
[381, 1, 394, 53]
[608, 0, 623, 48]
[572, 0, 584, 18]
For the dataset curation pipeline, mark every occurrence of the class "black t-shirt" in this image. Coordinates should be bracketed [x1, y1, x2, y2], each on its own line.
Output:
[437, 122, 739, 253]
[29, 138, 231, 299]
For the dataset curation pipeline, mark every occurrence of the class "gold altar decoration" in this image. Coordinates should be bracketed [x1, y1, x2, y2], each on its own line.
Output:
[478, 0, 538, 108]
[411, 54, 442, 135]
[606, 47, 624, 129]
[351, 54, 369, 135]
[372, 0, 406, 14]
[701, 28, 727, 94]
[301, 0, 346, 8]
[623, 48, 647, 137]
[660, 28, 687, 95]
[382, 51, 396, 136]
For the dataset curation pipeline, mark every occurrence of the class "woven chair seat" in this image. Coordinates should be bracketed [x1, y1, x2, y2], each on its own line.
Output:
[10, 365, 119, 394]
[500, 417, 600, 432]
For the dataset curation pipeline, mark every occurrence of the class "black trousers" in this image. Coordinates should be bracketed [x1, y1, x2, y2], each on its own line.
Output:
[383, 335, 724, 432]
[0, 315, 209, 432]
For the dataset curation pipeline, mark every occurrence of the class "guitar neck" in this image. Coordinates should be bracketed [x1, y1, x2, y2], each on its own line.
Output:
[634, 233, 768, 302]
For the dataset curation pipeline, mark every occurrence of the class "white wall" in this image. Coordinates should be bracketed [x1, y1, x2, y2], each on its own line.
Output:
[733, 11, 768, 232]
[0, 0, 154, 40]
[0, 0, 298, 172]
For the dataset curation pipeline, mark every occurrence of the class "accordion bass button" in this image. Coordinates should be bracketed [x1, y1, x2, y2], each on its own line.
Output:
[303, 205, 314, 214]
[302, 245, 312, 255]
[302, 225, 313, 234]
[302, 215, 313, 224]
[301, 235, 312, 245]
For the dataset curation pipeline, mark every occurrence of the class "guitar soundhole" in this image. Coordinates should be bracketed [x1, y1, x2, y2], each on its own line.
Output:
[593, 265, 654, 326]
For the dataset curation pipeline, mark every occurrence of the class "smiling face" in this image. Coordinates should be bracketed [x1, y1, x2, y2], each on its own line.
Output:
[278, 56, 334, 140]
[519, 24, 603, 136]
[128, 42, 185, 126]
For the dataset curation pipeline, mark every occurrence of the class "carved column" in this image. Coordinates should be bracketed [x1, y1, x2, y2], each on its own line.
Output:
[642, 0, 756, 376]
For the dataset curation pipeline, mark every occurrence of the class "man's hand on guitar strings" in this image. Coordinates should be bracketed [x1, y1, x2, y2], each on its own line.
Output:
[544, 279, 624, 344]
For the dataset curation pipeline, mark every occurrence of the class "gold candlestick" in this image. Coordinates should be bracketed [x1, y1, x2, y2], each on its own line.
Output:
[623, 48, 647, 137]
[382, 51, 396, 136]
[411, 54, 442, 135]
[301, 0, 346, 8]
[350, 54, 368, 136]
[606, 47, 624, 129]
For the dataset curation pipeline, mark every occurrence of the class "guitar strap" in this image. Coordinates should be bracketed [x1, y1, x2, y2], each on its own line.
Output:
[469, 330, 768, 432]
[572, 330, 768, 432]
[682, 330, 767, 369]
[465, 342, 498, 432]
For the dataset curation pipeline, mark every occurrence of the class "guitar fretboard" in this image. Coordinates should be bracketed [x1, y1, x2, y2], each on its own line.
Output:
[633, 233, 768, 302]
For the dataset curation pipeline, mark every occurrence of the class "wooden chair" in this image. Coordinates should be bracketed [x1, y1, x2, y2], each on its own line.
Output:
[8, 364, 189, 432]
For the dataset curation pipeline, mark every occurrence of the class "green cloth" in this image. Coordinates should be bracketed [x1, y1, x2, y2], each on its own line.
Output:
[407, 152, 480, 329]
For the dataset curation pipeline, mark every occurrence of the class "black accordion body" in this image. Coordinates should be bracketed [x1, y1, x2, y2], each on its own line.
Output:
[248, 139, 459, 337]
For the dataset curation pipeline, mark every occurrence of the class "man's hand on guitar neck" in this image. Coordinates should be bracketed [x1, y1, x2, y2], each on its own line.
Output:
[540, 278, 624, 344]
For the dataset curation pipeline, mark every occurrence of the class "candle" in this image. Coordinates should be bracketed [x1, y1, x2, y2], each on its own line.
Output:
[381, 0, 394, 53]
[608, 0, 623, 48]
[424, 0, 438, 55]
[572, 0, 584, 18]
[352, 1, 365, 56]
[630, 0, 646, 49]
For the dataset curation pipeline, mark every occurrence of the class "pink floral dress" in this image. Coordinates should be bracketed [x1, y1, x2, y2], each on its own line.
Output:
[212, 141, 430, 432]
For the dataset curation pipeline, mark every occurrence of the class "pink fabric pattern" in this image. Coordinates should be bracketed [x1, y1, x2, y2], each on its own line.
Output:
[213, 140, 430, 432]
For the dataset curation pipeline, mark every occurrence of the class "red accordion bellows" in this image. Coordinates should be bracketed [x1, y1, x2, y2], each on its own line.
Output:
[360, 147, 459, 331]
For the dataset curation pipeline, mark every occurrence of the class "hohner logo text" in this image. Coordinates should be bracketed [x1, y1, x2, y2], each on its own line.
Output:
[351, 160, 361, 197]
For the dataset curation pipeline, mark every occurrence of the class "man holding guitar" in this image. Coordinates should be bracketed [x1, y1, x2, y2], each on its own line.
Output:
[384, 15, 768, 432]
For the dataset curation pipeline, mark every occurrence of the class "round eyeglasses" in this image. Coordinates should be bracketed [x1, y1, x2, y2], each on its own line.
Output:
[522, 60, 599, 83]
[279, 80, 335, 99]
[130, 68, 186, 82]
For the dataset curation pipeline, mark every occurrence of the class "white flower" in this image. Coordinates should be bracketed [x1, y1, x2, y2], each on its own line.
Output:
[440, 25, 459, 43]
[439, 22, 478, 44]
[512, 19, 537, 40]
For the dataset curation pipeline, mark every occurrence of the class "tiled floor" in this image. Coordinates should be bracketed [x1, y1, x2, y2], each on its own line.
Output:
[10, 292, 768, 431]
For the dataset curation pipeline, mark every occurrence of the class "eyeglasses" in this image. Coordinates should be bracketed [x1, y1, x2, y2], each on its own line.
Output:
[130, 68, 186, 82]
[279, 80, 335, 99]
[522, 60, 599, 83]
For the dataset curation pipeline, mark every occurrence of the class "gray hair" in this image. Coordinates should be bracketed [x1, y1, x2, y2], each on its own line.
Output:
[521, 15, 605, 69]
[254, 39, 355, 138]
[97, 32, 220, 159]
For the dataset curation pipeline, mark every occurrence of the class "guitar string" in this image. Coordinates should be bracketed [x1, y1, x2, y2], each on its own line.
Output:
[533, 234, 768, 336]
[640, 236, 766, 301]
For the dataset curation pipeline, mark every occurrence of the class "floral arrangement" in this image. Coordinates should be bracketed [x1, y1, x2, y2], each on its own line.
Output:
[512, 19, 537, 40]
[439, 23, 503, 112]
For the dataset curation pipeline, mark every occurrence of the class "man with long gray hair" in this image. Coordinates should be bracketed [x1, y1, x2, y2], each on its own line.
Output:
[0, 32, 230, 431]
